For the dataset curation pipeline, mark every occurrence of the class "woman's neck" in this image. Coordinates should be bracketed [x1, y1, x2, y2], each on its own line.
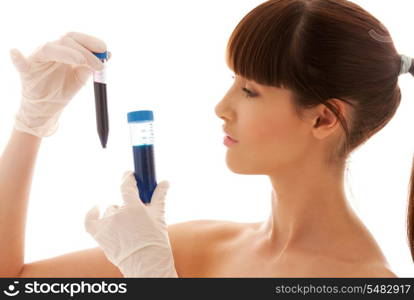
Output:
[259, 161, 361, 257]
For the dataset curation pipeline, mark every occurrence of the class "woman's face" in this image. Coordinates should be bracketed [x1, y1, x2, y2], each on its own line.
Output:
[214, 74, 315, 175]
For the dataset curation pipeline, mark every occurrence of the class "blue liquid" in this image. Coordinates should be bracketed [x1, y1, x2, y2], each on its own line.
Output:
[132, 145, 157, 204]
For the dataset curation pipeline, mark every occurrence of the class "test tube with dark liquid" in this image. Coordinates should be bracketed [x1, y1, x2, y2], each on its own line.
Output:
[127, 110, 157, 204]
[93, 51, 109, 148]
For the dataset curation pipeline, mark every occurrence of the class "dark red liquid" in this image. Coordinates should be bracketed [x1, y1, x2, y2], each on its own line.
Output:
[94, 82, 109, 148]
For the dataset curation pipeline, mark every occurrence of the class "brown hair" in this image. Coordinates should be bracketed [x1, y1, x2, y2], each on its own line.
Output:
[226, 0, 414, 262]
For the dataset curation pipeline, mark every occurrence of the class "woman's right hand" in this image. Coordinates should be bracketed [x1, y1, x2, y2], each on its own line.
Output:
[10, 32, 108, 138]
[84, 171, 178, 278]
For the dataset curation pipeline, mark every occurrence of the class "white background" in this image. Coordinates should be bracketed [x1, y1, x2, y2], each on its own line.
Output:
[0, 0, 413, 277]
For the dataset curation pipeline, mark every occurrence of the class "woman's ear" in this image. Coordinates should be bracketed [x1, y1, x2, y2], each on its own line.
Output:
[312, 99, 346, 140]
[315, 117, 321, 127]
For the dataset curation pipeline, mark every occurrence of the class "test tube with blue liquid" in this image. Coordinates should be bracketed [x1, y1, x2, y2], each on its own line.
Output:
[127, 110, 157, 204]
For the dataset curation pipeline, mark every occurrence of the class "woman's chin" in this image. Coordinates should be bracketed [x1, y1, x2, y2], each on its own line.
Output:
[225, 158, 261, 175]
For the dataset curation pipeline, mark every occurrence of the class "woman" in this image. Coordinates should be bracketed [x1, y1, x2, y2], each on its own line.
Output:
[1, 0, 412, 278]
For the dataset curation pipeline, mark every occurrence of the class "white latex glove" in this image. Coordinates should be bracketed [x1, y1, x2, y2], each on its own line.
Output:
[84, 171, 178, 278]
[10, 32, 107, 137]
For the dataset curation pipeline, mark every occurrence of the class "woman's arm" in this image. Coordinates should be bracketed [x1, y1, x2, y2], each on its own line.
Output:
[18, 247, 124, 278]
[0, 129, 41, 276]
[16, 219, 227, 278]
[16, 220, 219, 278]
[0, 32, 109, 277]
[0, 127, 189, 278]
[0, 127, 198, 278]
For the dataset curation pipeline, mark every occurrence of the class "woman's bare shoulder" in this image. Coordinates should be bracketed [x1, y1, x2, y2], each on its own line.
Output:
[167, 219, 252, 277]
[303, 254, 398, 278]
[351, 263, 398, 278]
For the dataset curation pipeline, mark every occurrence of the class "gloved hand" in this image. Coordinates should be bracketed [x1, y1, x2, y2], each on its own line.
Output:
[84, 171, 178, 278]
[10, 32, 107, 137]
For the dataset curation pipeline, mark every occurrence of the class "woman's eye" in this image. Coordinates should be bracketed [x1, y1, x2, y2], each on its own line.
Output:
[242, 87, 257, 98]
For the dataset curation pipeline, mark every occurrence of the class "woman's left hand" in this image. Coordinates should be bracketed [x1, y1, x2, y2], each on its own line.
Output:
[84, 171, 178, 278]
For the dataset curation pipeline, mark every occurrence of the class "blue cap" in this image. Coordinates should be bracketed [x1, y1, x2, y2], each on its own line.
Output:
[127, 110, 154, 123]
[93, 51, 108, 59]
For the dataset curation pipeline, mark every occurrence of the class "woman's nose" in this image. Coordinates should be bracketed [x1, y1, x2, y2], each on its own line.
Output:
[215, 97, 232, 121]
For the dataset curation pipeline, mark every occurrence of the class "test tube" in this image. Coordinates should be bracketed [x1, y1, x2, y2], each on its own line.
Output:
[127, 110, 157, 204]
[93, 51, 109, 148]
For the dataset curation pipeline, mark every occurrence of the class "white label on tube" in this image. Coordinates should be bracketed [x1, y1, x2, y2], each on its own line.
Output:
[94, 64, 106, 84]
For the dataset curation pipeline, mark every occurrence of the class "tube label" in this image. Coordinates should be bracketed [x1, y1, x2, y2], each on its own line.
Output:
[93, 63, 106, 84]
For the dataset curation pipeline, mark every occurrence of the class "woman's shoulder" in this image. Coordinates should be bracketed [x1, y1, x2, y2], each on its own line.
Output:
[167, 219, 398, 278]
[301, 254, 398, 277]
[297, 242, 398, 278]
[354, 263, 398, 277]
[167, 219, 252, 277]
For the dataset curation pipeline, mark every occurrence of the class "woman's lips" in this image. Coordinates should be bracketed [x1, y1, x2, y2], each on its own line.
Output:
[222, 126, 238, 142]
[226, 135, 238, 142]
[224, 135, 238, 146]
